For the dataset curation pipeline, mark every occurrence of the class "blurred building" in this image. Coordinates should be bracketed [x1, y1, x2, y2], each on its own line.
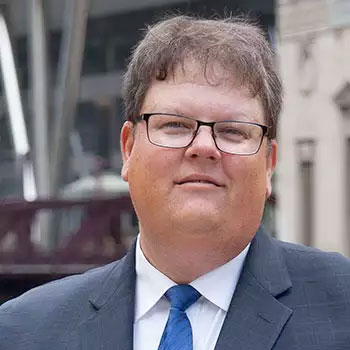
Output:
[0, 0, 276, 302]
[0, 0, 274, 200]
[276, 0, 350, 256]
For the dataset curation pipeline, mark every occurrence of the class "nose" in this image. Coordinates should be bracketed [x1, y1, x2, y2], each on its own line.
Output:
[184, 126, 222, 160]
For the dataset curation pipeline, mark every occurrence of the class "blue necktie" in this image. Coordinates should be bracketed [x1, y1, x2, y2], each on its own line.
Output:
[158, 285, 201, 350]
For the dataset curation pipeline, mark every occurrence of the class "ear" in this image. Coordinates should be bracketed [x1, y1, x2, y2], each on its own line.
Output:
[120, 121, 135, 182]
[265, 140, 277, 198]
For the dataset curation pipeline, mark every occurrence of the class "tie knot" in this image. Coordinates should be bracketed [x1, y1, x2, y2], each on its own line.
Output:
[165, 285, 201, 312]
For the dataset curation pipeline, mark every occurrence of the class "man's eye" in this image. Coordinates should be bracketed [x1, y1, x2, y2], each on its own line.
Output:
[219, 128, 247, 137]
[160, 122, 191, 129]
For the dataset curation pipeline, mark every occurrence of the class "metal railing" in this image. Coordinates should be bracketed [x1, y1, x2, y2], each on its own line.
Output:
[0, 196, 135, 275]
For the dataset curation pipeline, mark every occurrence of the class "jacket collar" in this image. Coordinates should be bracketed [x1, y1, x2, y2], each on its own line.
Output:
[80, 242, 136, 350]
[88, 241, 136, 310]
[244, 227, 292, 296]
[214, 227, 293, 350]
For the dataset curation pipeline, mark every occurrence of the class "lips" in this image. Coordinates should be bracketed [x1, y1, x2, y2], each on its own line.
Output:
[175, 175, 222, 187]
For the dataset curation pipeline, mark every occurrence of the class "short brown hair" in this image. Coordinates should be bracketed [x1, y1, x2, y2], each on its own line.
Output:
[122, 15, 282, 139]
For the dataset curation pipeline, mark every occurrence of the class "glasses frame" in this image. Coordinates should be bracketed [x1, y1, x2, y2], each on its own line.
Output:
[136, 113, 270, 156]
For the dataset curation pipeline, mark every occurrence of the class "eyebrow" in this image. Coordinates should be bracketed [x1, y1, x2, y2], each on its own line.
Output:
[147, 108, 261, 124]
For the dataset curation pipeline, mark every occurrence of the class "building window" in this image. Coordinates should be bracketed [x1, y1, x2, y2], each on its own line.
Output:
[297, 140, 315, 246]
[347, 139, 350, 241]
[334, 81, 350, 247]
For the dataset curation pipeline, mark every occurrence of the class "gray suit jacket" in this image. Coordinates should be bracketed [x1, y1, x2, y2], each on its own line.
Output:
[1, 228, 350, 349]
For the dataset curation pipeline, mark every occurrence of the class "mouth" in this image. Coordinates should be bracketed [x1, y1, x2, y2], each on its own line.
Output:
[175, 176, 222, 187]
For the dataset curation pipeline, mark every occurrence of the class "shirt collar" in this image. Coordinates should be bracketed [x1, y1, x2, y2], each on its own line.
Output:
[189, 244, 249, 311]
[135, 235, 250, 322]
[135, 236, 175, 322]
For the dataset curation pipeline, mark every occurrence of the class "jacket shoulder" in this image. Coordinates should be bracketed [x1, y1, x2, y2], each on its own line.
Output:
[0, 259, 124, 349]
[275, 238, 350, 289]
[0, 259, 120, 317]
[276, 239, 350, 271]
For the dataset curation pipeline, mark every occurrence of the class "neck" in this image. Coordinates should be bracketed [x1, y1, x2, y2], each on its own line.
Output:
[139, 229, 250, 284]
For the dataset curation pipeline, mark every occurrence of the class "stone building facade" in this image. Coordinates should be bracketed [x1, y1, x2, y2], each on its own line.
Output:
[276, 0, 350, 255]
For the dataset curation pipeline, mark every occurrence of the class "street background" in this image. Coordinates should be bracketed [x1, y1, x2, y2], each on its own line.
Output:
[0, 0, 349, 302]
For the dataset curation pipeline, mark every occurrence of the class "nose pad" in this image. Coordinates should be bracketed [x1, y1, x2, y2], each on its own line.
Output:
[185, 127, 221, 159]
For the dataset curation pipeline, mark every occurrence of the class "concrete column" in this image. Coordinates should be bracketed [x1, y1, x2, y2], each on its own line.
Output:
[28, 0, 50, 198]
[50, 0, 90, 196]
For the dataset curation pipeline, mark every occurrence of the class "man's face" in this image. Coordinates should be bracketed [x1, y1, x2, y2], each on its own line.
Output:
[121, 68, 277, 250]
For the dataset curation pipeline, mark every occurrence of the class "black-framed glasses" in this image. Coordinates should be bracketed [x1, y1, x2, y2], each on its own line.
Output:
[136, 113, 269, 156]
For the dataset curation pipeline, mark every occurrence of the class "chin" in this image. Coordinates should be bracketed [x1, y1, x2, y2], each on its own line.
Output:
[170, 208, 223, 232]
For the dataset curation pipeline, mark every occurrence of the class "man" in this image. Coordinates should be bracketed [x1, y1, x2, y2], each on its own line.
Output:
[1, 15, 350, 350]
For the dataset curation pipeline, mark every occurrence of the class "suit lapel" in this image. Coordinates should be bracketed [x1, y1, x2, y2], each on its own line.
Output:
[78, 229, 293, 350]
[79, 243, 136, 350]
[215, 228, 293, 350]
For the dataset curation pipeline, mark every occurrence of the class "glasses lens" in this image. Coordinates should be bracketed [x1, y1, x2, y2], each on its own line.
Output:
[147, 114, 196, 147]
[214, 122, 263, 155]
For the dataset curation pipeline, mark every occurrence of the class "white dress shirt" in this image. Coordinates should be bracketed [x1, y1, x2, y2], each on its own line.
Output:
[134, 237, 250, 350]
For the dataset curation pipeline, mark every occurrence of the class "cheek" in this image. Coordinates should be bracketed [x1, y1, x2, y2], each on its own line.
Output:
[220, 157, 267, 234]
[128, 144, 177, 202]
[127, 152, 161, 218]
[223, 156, 268, 200]
[141, 149, 178, 184]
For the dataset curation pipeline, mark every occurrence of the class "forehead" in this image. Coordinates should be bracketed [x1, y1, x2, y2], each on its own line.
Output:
[141, 63, 264, 123]
[168, 59, 244, 89]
